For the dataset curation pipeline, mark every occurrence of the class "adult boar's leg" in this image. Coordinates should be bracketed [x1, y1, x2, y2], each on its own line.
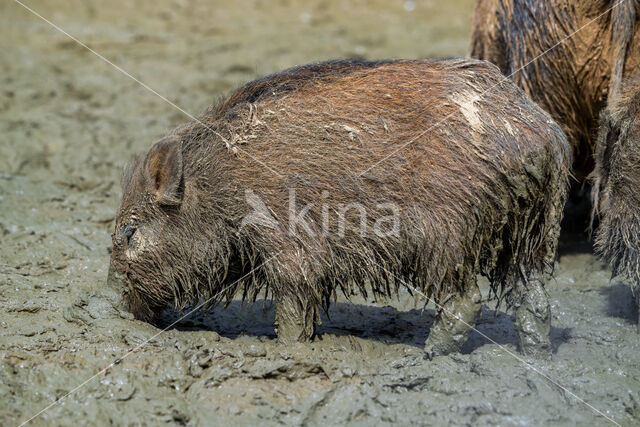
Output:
[424, 280, 482, 359]
[514, 270, 552, 358]
[275, 293, 317, 344]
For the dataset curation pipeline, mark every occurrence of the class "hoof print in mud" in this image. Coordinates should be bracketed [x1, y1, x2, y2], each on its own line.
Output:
[423, 345, 442, 361]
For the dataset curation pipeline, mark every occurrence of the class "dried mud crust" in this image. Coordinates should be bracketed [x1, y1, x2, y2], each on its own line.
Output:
[1, 0, 639, 425]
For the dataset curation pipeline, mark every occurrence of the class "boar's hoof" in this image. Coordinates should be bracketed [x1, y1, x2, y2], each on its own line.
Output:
[424, 284, 482, 359]
[423, 336, 466, 360]
[275, 319, 314, 344]
[514, 276, 552, 359]
[518, 335, 552, 360]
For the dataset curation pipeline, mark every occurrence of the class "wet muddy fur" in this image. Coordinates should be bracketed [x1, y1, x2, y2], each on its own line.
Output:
[593, 73, 640, 330]
[470, 0, 640, 184]
[110, 58, 570, 356]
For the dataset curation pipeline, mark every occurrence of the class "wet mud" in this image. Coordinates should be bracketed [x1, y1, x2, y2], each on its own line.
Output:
[1, 1, 639, 425]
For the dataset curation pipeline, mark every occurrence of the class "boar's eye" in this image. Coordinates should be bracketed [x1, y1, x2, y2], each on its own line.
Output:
[123, 224, 137, 245]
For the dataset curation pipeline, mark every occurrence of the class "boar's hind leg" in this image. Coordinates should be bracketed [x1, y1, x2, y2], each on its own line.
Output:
[514, 270, 552, 358]
[274, 294, 317, 344]
[424, 280, 482, 359]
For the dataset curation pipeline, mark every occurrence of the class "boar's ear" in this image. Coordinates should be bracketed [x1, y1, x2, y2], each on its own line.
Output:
[145, 137, 183, 206]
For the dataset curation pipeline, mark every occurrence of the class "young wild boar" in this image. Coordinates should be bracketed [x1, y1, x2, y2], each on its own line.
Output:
[593, 72, 640, 331]
[108, 58, 570, 358]
[470, 0, 639, 189]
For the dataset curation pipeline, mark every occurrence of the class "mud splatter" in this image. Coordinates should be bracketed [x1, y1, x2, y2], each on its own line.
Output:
[451, 90, 484, 133]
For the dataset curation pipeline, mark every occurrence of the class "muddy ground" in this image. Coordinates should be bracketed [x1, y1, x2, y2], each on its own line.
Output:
[1, 0, 639, 425]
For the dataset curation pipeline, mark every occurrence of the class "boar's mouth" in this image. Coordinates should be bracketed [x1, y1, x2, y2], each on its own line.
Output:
[106, 262, 129, 295]
[107, 262, 156, 322]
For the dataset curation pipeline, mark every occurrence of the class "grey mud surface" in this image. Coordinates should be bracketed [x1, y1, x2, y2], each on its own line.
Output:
[1, 1, 639, 425]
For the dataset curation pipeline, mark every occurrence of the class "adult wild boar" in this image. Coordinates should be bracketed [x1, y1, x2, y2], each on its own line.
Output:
[470, 0, 639, 187]
[592, 72, 640, 331]
[108, 58, 570, 357]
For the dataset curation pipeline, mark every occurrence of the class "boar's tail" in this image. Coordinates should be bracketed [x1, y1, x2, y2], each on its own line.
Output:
[489, 120, 571, 308]
[531, 127, 572, 279]
[609, 0, 638, 101]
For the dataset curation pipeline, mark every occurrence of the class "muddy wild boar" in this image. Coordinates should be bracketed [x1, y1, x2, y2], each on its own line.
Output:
[592, 72, 640, 331]
[108, 58, 570, 358]
[470, 0, 639, 190]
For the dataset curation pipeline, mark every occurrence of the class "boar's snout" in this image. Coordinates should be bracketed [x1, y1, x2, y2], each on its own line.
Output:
[107, 262, 156, 322]
[106, 262, 129, 294]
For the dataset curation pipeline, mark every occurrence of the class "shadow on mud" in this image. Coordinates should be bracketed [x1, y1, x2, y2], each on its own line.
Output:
[559, 199, 638, 328]
[557, 189, 595, 256]
[158, 300, 571, 354]
[599, 283, 638, 326]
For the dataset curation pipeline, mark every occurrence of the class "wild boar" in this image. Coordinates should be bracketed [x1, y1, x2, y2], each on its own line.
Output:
[470, 0, 639, 190]
[108, 58, 570, 358]
[592, 71, 640, 331]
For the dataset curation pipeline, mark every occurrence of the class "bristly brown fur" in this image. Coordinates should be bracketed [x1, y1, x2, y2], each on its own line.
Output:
[470, 0, 639, 183]
[592, 71, 640, 293]
[110, 58, 570, 321]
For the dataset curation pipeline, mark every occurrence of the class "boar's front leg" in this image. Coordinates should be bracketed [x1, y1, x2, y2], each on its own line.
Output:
[274, 293, 317, 344]
[514, 270, 552, 358]
[424, 280, 482, 359]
